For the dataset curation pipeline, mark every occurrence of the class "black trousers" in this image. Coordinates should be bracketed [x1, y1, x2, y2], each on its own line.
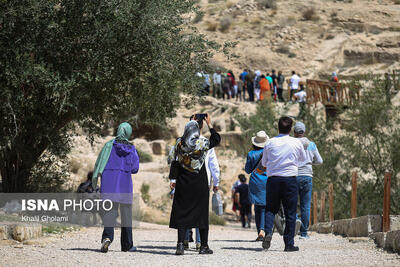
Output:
[178, 228, 208, 246]
[240, 204, 252, 227]
[247, 82, 254, 102]
[101, 202, 133, 251]
[277, 87, 284, 102]
[265, 176, 298, 247]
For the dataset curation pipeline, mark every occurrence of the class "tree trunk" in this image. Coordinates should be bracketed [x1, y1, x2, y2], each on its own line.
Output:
[0, 147, 37, 192]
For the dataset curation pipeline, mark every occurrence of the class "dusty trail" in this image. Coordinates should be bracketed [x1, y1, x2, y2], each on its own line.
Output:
[0, 222, 399, 267]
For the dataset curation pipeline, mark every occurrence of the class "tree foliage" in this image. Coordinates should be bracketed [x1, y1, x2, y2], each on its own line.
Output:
[0, 0, 221, 192]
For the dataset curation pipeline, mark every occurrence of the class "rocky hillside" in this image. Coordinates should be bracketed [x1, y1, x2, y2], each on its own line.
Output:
[196, 0, 400, 78]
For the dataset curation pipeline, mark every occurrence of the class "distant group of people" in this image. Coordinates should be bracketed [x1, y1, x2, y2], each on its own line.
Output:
[200, 68, 311, 104]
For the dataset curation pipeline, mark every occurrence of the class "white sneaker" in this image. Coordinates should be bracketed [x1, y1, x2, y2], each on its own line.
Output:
[101, 238, 111, 253]
[299, 235, 310, 240]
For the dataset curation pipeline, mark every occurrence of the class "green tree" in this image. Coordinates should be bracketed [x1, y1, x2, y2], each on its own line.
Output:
[0, 0, 221, 192]
[337, 76, 400, 216]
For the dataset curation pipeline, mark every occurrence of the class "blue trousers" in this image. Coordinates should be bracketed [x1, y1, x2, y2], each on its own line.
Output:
[254, 205, 275, 234]
[297, 176, 312, 237]
[101, 202, 133, 251]
[185, 228, 200, 243]
[264, 176, 298, 247]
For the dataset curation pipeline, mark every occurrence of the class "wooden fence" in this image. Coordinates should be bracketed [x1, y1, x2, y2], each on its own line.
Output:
[310, 172, 392, 232]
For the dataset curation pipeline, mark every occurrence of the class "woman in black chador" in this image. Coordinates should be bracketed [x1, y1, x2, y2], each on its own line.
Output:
[168, 114, 220, 255]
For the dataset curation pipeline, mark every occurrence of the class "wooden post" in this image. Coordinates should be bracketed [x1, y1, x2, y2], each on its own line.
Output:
[329, 184, 334, 222]
[383, 172, 391, 232]
[351, 172, 357, 218]
[313, 191, 318, 225]
[320, 191, 326, 222]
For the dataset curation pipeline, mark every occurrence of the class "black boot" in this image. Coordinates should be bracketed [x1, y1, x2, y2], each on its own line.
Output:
[175, 242, 185, 255]
[262, 233, 272, 250]
[199, 245, 213, 255]
[284, 245, 299, 252]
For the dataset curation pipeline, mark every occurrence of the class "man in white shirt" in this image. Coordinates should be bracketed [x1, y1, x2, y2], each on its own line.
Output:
[294, 86, 307, 119]
[290, 71, 300, 102]
[261, 116, 306, 252]
[213, 69, 222, 99]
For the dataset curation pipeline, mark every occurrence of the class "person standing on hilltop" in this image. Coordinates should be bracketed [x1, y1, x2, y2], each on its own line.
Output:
[259, 75, 271, 101]
[240, 69, 248, 100]
[245, 131, 274, 241]
[271, 70, 278, 101]
[228, 71, 236, 99]
[261, 117, 306, 252]
[168, 114, 221, 255]
[92, 122, 140, 253]
[254, 70, 262, 101]
[294, 85, 307, 119]
[290, 71, 300, 103]
[277, 71, 285, 102]
[213, 69, 222, 98]
[246, 70, 255, 102]
[293, 122, 323, 240]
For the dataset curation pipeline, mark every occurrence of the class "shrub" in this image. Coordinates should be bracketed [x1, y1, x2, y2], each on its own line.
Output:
[193, 12, 204, 24]
[302, 8, 319, 21]
[206, 21, 218, 31]
[140, 183, 151, 203]
[219, 16, 232, 33]
[394, 0, 400, 4]
[275, 45, 290, 54]
[226, 0, 235, 9]
[137, 149, 153, 163]
[209, 212, 226, 225]
[288, 52, 296, 58]
[256, 0, 277, 9]
[69, 158, 81, 174]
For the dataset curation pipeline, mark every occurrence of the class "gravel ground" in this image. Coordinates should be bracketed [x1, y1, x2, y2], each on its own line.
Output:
[0, 222, 399, 267]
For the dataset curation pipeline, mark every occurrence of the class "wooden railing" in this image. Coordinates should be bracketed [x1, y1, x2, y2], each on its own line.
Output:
[305, 79, 361, 107]
[310, 172, 392, 232]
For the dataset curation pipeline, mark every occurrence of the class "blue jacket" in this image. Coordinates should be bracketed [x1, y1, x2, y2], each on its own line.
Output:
[245, 148, 268, 205]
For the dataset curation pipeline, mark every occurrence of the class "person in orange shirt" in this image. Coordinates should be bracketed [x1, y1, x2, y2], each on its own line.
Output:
[259, 75, 271, 101]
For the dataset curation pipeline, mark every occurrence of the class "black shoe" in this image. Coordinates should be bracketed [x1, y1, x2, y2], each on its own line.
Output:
[284, 246, 299, 252]
[199, 245, 213, 254]
[262, 234, 272, 250]
[175, 242, 185, 255]
[183, 240, 189, 250]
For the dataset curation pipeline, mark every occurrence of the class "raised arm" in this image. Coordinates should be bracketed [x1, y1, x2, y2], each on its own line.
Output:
[205, 114, 221, 149]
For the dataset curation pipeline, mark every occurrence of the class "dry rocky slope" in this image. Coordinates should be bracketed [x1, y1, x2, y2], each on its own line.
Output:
[0, 223, 399, 267]
[198, 0, 400, 78]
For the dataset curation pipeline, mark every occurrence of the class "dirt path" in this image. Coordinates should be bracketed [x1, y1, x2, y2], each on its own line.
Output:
[0, 222, 399, 267]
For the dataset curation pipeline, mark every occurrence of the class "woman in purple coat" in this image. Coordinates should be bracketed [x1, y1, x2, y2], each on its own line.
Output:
[92, 122, 139, 253]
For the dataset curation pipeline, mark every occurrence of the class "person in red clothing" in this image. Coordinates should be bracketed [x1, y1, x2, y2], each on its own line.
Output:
[228, 71, 236, 99]
[259, 75, 271, 101]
